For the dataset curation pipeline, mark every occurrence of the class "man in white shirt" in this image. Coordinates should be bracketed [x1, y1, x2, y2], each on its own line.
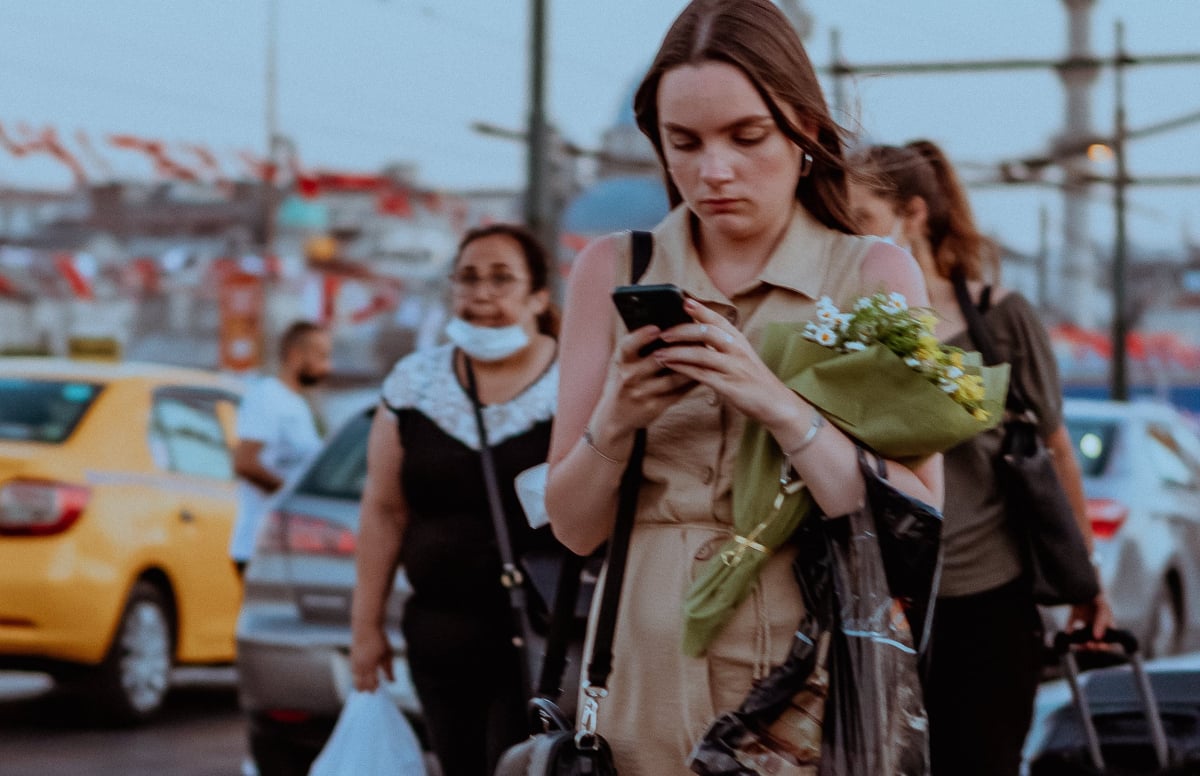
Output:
[229, 321, 333, 576]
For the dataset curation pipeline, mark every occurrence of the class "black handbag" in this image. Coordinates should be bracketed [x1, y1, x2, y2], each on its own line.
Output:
[953, 274, 1099, 606]
[859, 446, 943, 652]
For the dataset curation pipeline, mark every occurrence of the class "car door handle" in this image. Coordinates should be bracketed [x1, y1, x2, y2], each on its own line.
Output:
[179, 509, 195, 524]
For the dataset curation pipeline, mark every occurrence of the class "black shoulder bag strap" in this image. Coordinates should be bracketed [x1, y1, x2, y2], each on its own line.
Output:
[951, 271, 1031, 415]
[463, 356, 536, 697]
[525, 230, 651, 738]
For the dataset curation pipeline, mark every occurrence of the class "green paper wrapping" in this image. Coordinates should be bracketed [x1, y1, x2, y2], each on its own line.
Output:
[680, 322, 1009, 657]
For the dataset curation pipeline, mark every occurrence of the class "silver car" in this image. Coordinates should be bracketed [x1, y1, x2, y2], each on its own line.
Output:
[235, 404, 429, 776]
[1062, 398, 1200, 657]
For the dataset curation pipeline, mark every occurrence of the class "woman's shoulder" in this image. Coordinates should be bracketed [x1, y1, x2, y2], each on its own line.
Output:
[380, 343, 454, 410]
[987, 287, 1035, 319]
[857, 240, 928, 306]
[568, 232, 630, 286]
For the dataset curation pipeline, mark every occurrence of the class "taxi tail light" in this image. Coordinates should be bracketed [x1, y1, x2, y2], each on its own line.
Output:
[256, 510, 356, 557]
[0, 480, 90, 536]
[1087, 498, 1129, 541]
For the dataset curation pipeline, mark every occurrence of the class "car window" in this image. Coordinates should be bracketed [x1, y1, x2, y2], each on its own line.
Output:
[1147, 424, 1198, 489]
[295, 411, 372, 501]
[150, 394, 234, 479]
[1066, 417, 1118, 478]
[0, 378, 101, 443]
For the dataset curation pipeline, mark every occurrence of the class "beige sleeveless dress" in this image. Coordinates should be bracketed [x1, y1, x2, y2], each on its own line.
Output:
[584, 204, 875, 775]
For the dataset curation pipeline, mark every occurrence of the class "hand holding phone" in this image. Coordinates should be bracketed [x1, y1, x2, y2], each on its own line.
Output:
[611, 284, 694, 356]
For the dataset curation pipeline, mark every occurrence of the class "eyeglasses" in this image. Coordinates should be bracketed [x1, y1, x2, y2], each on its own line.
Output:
[449, 272, 529, 296]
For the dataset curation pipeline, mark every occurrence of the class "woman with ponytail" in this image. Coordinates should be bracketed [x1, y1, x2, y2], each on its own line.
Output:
[849, 140, 1112, 776]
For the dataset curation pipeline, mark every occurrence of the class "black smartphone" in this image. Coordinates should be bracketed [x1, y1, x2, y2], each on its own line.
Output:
[611, 284, 694, 356]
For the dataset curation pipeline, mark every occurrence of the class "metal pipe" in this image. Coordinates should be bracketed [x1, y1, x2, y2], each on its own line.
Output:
[1112, 20, 1129, 401]
[524, 0, 552, 255]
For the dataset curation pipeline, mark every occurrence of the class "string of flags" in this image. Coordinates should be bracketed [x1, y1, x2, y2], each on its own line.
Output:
[0, 119, 468, 223]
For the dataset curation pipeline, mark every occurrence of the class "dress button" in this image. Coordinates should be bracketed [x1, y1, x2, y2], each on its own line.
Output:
[701, 466, 715, 484]
[706, 390, 720, 406]
[694, 538, 721, 561]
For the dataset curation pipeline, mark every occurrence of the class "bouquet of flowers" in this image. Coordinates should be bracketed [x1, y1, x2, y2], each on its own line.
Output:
[682, 293, 1010, 656]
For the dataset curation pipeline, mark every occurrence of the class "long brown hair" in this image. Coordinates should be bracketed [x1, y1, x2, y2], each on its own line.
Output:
[453, 223, 560, 337]
[853, 140, 999, 281]
[633, 0, 858, 235]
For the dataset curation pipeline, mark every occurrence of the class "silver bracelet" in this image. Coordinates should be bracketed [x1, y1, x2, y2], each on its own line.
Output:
[583, 428, 625, 465]
[783, 412, 825, 458]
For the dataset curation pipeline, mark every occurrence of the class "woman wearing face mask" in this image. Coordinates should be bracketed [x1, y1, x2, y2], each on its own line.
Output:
[849, 140, 1112, 776]
[350, 224, 560, 776]
[545, 2, 944, 772]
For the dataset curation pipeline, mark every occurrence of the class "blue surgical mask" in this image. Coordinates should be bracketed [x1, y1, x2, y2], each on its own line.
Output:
[444, 317, 530, 362]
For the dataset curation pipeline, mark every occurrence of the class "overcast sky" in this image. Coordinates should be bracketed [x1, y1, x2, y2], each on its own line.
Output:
[1, 1, 1198, 254]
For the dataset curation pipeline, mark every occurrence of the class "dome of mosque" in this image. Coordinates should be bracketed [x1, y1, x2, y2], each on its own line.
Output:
[561, 175, 669, 235]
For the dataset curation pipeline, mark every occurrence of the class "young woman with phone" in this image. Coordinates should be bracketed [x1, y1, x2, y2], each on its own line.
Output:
[545, 1, 943, 772]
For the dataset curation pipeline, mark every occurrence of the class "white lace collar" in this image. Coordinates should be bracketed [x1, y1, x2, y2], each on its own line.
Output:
[381, 343, 557, 450]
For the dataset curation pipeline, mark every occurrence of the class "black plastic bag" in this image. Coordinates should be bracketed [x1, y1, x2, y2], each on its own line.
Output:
[818, 498, 929, 776]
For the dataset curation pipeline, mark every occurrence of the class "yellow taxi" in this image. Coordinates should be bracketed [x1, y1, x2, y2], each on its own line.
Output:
[0, 357, 243, 721]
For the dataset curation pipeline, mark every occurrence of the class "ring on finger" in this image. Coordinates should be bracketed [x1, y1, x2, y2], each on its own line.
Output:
[698, 323, 708, 336]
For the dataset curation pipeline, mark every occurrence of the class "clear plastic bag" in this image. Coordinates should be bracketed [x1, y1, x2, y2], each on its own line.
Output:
[818, 503, 929, 776]
[308, 689, 427, 776]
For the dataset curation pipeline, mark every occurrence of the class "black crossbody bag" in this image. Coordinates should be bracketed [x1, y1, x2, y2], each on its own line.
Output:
[493, 230, 655, 776]
[952, 273, 1098, 606]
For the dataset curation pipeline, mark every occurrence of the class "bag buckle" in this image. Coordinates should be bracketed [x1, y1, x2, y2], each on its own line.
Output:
[500, 563, 524, 589]
[575, 684, 607, 750]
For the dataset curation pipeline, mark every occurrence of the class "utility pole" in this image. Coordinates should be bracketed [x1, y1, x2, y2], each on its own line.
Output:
[1037, 204, 1050, 308]
[829, 29, 848, 123]
[525, 0, 554, 258]
[1055, 0, 1099, 327]
[1111, 21, 1130, 401]
[263, 0, 279, 256]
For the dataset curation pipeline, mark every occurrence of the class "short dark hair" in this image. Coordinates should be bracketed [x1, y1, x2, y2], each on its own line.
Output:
[453, 223, 560, 337]
[278, 320, 325, 361]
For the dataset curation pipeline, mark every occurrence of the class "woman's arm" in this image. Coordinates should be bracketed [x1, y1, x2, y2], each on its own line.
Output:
[657, 241, 944, 516]
[546, 234, 696, 554]
[1046, 421, 1115, 638]
[350, 404, 409, 690]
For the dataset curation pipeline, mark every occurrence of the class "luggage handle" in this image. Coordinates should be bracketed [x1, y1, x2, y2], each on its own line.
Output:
[1053, 627, 1139, 657]
[1053, 628, 1170, 772]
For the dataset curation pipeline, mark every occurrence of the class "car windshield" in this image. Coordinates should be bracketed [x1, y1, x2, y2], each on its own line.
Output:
[0, 378, 102, 443]
[1066, 417, 1118, 477]
[294, 410, 372, 500]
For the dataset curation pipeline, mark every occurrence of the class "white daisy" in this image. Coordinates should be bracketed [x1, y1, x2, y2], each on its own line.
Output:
[814, 327, 839, 347]
[844, 341, 867, 352]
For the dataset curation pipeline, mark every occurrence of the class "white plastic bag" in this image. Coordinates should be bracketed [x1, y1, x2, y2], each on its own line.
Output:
[515, 462, 550, 529]
[308, 689, 427, 776]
